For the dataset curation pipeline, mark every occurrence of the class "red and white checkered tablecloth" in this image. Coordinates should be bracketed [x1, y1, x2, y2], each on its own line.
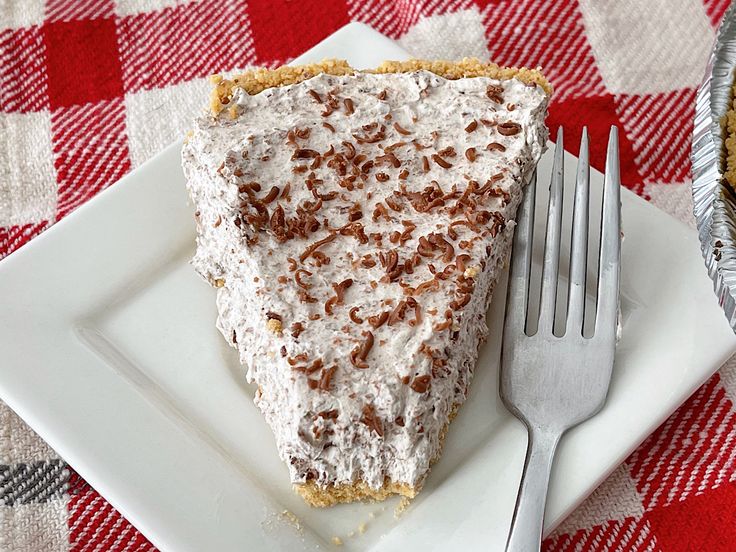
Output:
[2, 1, 736, 550]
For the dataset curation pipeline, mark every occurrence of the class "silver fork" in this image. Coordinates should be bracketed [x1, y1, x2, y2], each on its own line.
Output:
[500, 127, 621, 552]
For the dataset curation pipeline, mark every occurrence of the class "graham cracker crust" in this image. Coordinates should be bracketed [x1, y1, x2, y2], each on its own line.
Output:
[725, 83, 736, 188]
[208, 58, 552, 114]
[295, 478, 418, 508]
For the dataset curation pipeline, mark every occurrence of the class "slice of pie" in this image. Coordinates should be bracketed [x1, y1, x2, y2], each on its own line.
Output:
[182, 59, 551, 507]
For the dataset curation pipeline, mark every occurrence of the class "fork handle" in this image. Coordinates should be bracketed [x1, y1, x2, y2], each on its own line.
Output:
[505, 426, 561, 552]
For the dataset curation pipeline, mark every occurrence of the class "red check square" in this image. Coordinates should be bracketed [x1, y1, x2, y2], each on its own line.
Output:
[43, 17, 123, 109]
[247, 0, 349, 62]
[644, 482, 736, 552]
[547, 94, 643, 193]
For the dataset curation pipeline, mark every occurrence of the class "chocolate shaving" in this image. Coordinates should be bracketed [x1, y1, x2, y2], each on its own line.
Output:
[269, 205, 286, 241]
[292, 148, 319, 159]
[353, 124, 386, 144]
[348, 208, 363, 222]
[291, 322, 304, 337]
[239, 181, 261, 194]
[339, 221, 369, 244]
[486, 84, 504, 104]
[318, 365, 337, 391]
[385, 196, 402, 212]
[450, 219, 480, 233]
[300, 232, 337, 262]
[312, 251, 330, 266]
[295, 268, 313, 289]
[393, 122, 411, 136]
[434, 319, 452, 331]
[288, 353, 308, 366]
[342, 141, 356, 160]
[318, 409, 339, 420]
[497, 122, 521, 136]
[280, 183, 291, 200]
[429, 233, 455, 262]
[308, 90, 322, 103]
[376, 172, 390, 182]
[324, 297, 338, 315]
[262, 186, 279, 203]
[368, 311, 390, 328]
[385, 249, 399, 272]
[293, 358, 323, 375]
[422, 156, 430, 172]
[376, 152, 401, 168]
[465, 120, 478, 133]
[358, 331, 374, 360]
[410, 374, 431, 393]
[465, 147, 477, 162]
[455, 254, 471, 272]
[395, 416, 405, 427]
[388, 300, 408, 326]
[360, 404, 383, 436]
[298, 290, 318, 303]
[384, 141, 407, 152]
[409, 298, 422, 326]
[432, 154, 453, 169]
[332, 278, 354, 303]
[398, 169, 409, 179]
[361, 255, 376, 268]
[372, 202, 390, 222]
[343, 98, 355, 115]
[349, 307, 364, 324]
[414, 279, 440, 295]
[450, 293, 472, 310]
[350, 332, 374, 370]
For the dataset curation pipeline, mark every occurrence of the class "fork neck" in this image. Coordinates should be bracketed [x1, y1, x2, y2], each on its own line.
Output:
[505, 425, 562, 552]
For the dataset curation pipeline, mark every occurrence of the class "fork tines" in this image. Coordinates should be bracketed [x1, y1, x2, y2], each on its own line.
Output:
[506, 127, 621, 341]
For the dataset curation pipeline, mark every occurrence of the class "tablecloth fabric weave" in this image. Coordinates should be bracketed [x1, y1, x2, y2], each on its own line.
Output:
[2, 1, 736, 550]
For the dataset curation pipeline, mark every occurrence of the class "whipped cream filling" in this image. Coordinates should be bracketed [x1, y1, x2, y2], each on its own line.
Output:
[182, 70, 548, 491]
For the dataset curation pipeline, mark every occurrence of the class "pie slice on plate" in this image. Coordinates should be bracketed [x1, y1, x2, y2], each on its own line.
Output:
[182, 59, 551, 507]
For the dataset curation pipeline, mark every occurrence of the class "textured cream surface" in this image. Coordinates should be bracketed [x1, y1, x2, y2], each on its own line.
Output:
[182, 69, 548, 494]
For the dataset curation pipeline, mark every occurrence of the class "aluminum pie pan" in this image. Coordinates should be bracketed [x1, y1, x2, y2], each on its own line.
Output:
[692, 1, 736, 332]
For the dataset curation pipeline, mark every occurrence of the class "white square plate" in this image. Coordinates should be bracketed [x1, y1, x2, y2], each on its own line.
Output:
[1, 23, 734, 552]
